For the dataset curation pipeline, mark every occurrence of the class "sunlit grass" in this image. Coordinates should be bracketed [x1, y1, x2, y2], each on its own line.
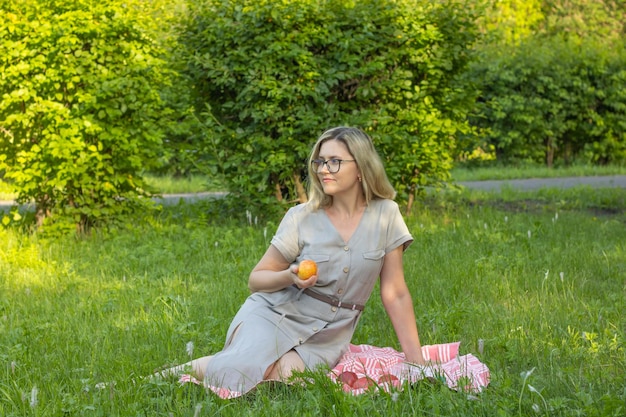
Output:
[0, 187, 624, 416]
[0, 174, 226, 202]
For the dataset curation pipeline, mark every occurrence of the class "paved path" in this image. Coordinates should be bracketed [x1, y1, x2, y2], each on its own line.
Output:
[2, 175, 625, 211]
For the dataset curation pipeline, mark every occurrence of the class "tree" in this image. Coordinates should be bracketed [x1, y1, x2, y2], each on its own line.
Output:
[0, 0, 177, 233]
[181, 0, 479, 213]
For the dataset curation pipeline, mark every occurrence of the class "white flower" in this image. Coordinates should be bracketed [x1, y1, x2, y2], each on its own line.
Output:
[186, 341, 194, 358]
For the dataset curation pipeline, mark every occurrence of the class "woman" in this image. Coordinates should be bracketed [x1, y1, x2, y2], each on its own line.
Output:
[162, 126, 425, 395]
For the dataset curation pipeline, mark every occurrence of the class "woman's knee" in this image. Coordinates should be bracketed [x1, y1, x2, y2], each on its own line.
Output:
[265, 350, 305, 380]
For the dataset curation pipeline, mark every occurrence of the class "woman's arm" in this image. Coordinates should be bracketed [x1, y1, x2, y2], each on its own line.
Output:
[248, 245, 317, 293]
[379, 245, 425, 365]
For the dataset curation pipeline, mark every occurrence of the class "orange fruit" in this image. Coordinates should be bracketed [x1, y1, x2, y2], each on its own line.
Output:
[297, 260, 317, 280]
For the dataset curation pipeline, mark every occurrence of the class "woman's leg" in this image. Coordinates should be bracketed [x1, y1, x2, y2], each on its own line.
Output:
[264, 349, 305, 381]
[156, 355, 213, 380]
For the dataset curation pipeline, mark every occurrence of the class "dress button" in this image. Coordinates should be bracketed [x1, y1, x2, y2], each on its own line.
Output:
[298, 338, 303, 344]
[331, 307, 338, 312]
[313, 327, 318, 332]
[343, 267, 349, 273]
[344, 246, 349, 251]
[337, 288, 343, 294]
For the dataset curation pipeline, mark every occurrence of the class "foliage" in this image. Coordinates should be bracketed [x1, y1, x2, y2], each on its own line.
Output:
[539, 0, 625, 41]
[477, 0, 544, 45]
[0, 0, 177, 233]
[120, 0, 207, 177]
[1, 186, 624, 415]
[465, 36, 626, 167]
[180, 0, 480, 210]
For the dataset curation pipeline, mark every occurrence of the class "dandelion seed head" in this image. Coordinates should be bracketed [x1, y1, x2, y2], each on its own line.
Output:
[30, 386, 38, 408]
[532, 403, 541, 413]
[391, 392, 400, 402]
[478, 339, 485, 355]
[528, 230, 532, 239]
[528, 384, 539, 393]
[560, 271, 564, 282]
[186, 341, 194, 358]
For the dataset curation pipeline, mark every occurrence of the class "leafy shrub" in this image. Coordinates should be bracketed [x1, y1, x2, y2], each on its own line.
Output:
[466, 36, 626, 166]
[181, 0, 479, 211]
[0, 0, 177, 233]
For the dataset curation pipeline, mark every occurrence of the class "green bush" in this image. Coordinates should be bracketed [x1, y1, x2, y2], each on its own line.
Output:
[0, 0, 177, 233]
[181, 0, 479, 211]
[466, 36, 626, 167]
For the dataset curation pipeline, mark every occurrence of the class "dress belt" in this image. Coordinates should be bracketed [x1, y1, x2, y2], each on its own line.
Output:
[302, 288, 365, 311]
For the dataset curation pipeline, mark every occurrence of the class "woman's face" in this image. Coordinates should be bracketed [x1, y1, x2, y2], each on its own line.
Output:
[315, 139, 361, 197]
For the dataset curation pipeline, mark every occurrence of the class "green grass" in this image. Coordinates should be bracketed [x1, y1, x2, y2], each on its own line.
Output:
[451, 163, 626, 182]
[0, 174, 225, 201]
[1, 187, 625, 416]
[142, 174, 226, 194]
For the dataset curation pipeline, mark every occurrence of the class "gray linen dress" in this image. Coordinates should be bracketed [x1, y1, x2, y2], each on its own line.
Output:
[204, 198, 413, 394]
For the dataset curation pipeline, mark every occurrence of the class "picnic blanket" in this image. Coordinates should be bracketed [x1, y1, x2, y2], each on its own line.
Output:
[179, 342, 490, 399]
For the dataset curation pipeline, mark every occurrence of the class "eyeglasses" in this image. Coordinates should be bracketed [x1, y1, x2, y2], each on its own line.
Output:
[311, 158, 356, 173]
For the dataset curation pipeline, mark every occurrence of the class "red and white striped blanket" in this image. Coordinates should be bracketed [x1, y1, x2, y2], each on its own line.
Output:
[179, 342, 490, 399]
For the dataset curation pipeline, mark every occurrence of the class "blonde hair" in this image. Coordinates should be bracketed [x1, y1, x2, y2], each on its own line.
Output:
[307, 127, 396, 209]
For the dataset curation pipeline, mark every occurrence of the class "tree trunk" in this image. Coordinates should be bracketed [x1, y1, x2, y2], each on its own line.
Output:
[546, 137, 554, 168]
[274, 182, 283, 201]
[35, 195, 50, 228]
[406, 188, 415, 216]
[405, 168, 419, 215]
[293, 173, 308, 203]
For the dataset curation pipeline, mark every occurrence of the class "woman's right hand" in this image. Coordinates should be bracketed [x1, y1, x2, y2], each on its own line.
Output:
[290, 264, 318, 289]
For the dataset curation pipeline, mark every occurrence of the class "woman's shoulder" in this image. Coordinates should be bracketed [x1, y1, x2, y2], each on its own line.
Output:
[284, 202, 321, 220]
[368, 198, 401, 214]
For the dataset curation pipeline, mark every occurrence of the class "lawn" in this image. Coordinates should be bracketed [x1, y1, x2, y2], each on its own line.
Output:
[0, 186, 624, 416]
